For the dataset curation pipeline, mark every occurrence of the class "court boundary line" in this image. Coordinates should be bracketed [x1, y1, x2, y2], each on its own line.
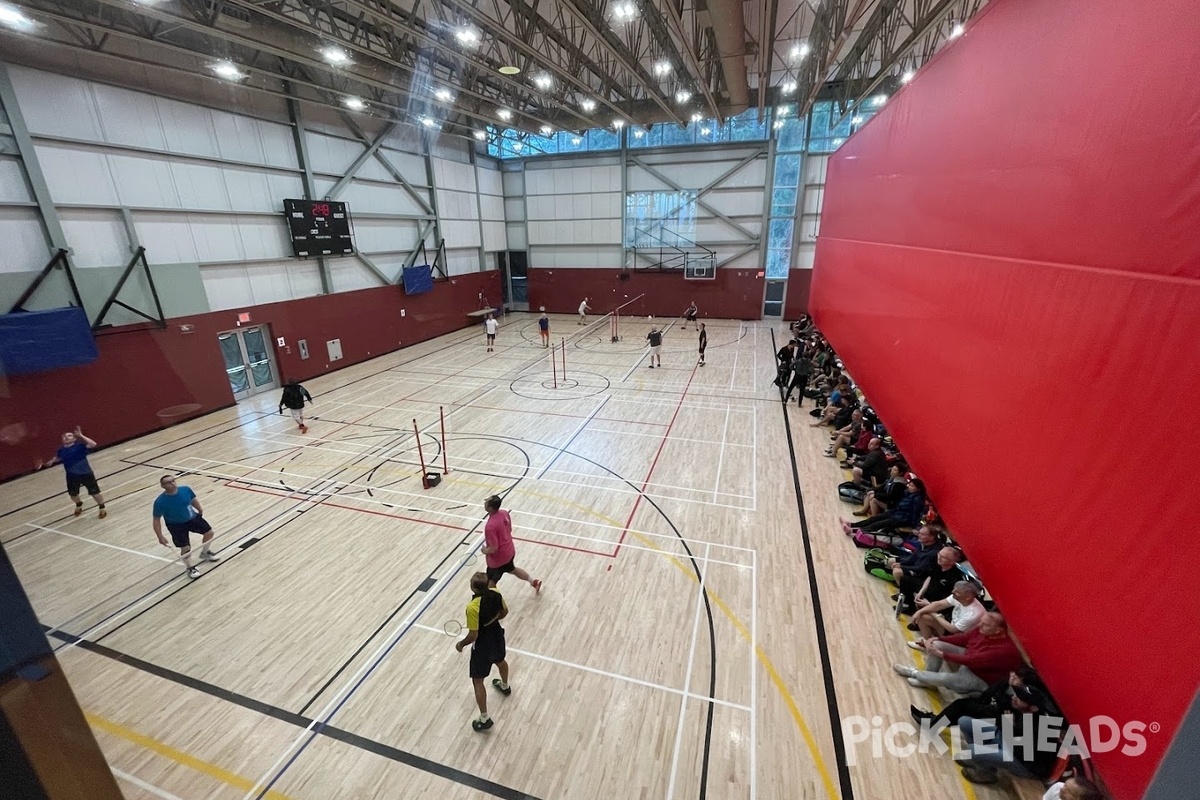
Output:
[18, 522, 175, 563]
[534, 395, 610, 479]
[409, 622, 750, 712]
[666, 541, 712, 800]
[112, 767, 186, 800]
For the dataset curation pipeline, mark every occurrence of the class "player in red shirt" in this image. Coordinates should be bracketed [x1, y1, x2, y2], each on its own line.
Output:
[482, 495, 542, 593]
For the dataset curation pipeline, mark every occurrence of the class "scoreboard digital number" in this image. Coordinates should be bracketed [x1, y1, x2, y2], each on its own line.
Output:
[283, 199, 354, 258]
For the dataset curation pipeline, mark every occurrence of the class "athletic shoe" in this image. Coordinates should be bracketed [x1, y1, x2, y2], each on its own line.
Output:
[200, 551, 220, 562]
[74, 505, 83, 517]
[910, 705, 936, 723]
[892, 663, 917, 678]
[187, 567, 200, 579]
[492, 679, 512, 696]
[98, 509, 107, 519]
[907, 640, 926, 651]
[960, 766, 1000, 785]
[907, 677, 927, 688]
[299, 425, 308, 433]
[471, 717, 494, 732]
[532, 579, 542, 595]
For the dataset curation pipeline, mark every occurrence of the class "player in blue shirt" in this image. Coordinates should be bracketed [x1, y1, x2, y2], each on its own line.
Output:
[39, 426, 106, 518]
[152, 475, 219, 579]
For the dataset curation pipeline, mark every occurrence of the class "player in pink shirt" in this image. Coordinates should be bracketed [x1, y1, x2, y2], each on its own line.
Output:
[482, 495, 542, 593]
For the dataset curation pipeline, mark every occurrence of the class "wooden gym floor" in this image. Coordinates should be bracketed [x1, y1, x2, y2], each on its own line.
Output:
[0, 313, 1028, 800]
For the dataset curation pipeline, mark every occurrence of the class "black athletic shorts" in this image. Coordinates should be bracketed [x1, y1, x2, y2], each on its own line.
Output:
[66, 472, 101, 496]
[686, 313, 697, 321]
[469, 631, 506, 679]
[166, 515, 213, 548]
[486, 333, 496, 341]
[486, 559, 516, 584]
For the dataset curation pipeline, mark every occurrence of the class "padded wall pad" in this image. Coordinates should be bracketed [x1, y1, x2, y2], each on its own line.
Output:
[0, 308, 98, 376]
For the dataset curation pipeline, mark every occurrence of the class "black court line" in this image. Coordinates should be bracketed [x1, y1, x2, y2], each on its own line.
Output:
[770, 327, 856, 800]
[49, 631, 538, 800]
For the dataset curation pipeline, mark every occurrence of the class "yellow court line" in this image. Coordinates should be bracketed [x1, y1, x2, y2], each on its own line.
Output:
[444, 473, 842, 800]
[85, 712, 294, 800]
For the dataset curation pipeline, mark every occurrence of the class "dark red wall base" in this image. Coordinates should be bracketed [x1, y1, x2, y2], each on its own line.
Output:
[0, 271, 501, 482]
[527, 267, 765, 321]
[782, 269, 813, 319]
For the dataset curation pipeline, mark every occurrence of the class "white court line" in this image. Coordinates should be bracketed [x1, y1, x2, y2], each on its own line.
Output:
[168, 458, 754, 567]
[112, 768, 186, 800]
[583, 426, 753, 448]
[729, 323, 741, 392]
[712, 406, 731, 503]
[750, 547, 758, 800]
[0, 468, 160, 541]
[242, 541, 483, 799]
[666, 541, 711, 800]
[17, 523, 175, 562]
[535, 395, 610, 479]
[752, 403, 758, 512]
[411, 623, 750, 712]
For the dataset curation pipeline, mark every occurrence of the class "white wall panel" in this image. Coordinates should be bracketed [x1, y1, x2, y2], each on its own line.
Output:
[377, 151, 428, 187]
[441, 219, 480, 248]
[189, 214, 246, 263]
[480, 195, 505, 221]
[803, 154, 829, 184]
[60, 209, 128, 268]
[255, 120, 298, 170]
[221, 168, 275, 213]
[695, 218, 760, 240]
[171, 163, 232, 211]
[477, 166, 502, 196]
[108, 154, 180, 208]
[504, 198, 525, 221]
[10, 67, 104, 140]
[444, 247, 478, 276]
[351, 219, 419, 254]
[506, 224, 526, 250]
[287, 261, 324, 300]
[501, 170, 524, 196]
[92, 84, 167, 150]
[134, 214, 200, 264]
[305, 131, 362, 176]
[0, 209, 51, 273]
[245, 261, 294, 306]
[212, 111, 268, 166]
[158, 97, 221, 159]
[0, 158, 32, 203]
[199, 264, 251, 311]
[703, 190, 766, 217]
[236, 217, 290, 260]
[329, 257, 383, 293]
[482, 222, 506, 252]
[37, 147, 120, 206]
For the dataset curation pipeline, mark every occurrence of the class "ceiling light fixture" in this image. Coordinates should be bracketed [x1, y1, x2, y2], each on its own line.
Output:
[572, 136, 582, 145]
[343, 97, 366, 111]
[851, 115, 863, 125]
[421, 117, 438, 128]
[320, 46, 351, 66]
[474, 130, 487, 141]
[901, 70, 915, 83]
[700, 127, 711, 136]
[499, 65, 521, 75]
[612, 118, 626, 129]
[789, 42, 810, 60]
[690, 112, 703, 123]
[653, 60, 672, 77]
[0, 3, 35, 29]
[633, 129, 645, 138]
[211, 61, 247, 81]
[434, 88, 455, 102]
[533, 74, 553, 90]
[773, 119, 785, 129]
[674, 90, 691, 104]
[580, 98, 597, 112]
[781, 80, 797, 94]
[540, 125, 553, 135]
[950, 22, 964, 38]
[611, 2, 638, 21]
[455, 26, 480, 46]
[833, 138, 844, 146]
[497, 109, 513, 121]
[871, 94, 888, 107]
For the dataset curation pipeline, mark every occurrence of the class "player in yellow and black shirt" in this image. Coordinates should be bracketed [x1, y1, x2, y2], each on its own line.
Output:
[455, 572, 510, 731]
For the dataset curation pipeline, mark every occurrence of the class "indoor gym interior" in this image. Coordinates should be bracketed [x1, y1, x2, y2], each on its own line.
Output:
[0, 1, 1196, 799]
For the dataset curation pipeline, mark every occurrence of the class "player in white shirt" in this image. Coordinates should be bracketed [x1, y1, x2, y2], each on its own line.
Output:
[484, 313, 498, 352]
[577, 298, 591, 325]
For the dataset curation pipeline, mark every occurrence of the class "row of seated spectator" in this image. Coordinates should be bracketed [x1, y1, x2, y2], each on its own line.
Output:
[779, 319, 1108, 800]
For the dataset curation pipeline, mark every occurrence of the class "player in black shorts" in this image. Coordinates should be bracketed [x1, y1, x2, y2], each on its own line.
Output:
[39, 427, 107, 518]
[697, 322, 707, 366]
[683, 301, 698, 330]
[455, 572, 511, 731]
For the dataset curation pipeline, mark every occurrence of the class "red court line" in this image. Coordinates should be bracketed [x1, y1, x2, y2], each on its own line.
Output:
[513, 535, 614, 558]
[613, 363, 701, 557]
[223, 482, 470, 531]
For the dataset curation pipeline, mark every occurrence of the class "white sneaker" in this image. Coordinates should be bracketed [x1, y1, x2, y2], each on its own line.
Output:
[187, 566, 200, 579]
[200, 551, 220, 562]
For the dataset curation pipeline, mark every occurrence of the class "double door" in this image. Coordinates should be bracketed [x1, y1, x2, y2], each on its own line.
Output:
[218, 325, 278, 401]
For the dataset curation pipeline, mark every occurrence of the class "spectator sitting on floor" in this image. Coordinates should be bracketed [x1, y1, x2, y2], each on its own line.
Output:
[824, 410, 864, 458]
[908, 580, 986, 643]
[910, 665, 1044, 726]
[895, 546, 965, 617]
[811, 383, 853, 426]
[886, 525, 943, 581]
[853, 463, 908, 517]
[842, 477, 926, 534]
[848, 437, 888, 486]
[892, 612, 1024, 695]
[1043, 776, 1107, 800]
[957, 683, 1063, 785]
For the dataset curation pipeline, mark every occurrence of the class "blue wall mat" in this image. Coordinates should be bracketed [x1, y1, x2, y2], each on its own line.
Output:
[402, 264, 434, 295]
[0, 307, 99, 376]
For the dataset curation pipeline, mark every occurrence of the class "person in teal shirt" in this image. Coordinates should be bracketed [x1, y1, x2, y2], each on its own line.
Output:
[152, 475, 219, 579]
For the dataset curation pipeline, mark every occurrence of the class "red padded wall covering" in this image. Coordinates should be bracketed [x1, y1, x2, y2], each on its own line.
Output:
[810, 1, 1200, 797]
[528, 267, 764, 320]
[0, 272, 500, 482]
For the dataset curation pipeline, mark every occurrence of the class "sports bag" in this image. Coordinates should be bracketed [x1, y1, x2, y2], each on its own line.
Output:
[852, 529, 905, 550]
[863, 548, 896, 582]
[838, 481, 866, 505]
